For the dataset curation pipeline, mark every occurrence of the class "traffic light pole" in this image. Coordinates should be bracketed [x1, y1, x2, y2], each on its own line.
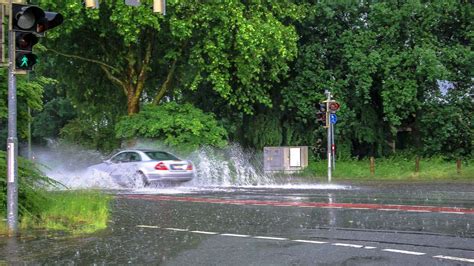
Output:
[6, 0, 19, 236]
[325, 91, 332, 183]
[331, 120, 335, 170]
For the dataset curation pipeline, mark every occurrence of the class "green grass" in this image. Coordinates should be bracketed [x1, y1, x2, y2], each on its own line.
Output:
[303, 157, 474, 181]
[0, 220, 6, 234]
[1, 190, 111, 235]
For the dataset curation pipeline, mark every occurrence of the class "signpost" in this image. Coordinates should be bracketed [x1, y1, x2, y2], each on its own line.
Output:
[321, 91, 340, 183]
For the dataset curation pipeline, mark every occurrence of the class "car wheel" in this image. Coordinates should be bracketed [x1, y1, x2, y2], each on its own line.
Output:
[136, 172, 150, 187]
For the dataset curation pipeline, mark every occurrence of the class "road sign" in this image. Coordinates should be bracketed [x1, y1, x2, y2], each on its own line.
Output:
[330, 113, 337, 124]
[329, 101, 340, 112]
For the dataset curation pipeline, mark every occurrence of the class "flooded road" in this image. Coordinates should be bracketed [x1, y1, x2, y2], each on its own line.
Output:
[1, 181, 474, 264]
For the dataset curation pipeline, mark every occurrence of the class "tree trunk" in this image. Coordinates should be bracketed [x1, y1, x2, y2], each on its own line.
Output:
[127, 90, 140, 115]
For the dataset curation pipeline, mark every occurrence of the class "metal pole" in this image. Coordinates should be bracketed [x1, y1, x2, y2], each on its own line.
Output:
[27, 73, 31, 159]
[7, 0, 19, 235]
[27, 106, 31, 159]
[331, 120, 335, 170]
[326, 91, 332, 183]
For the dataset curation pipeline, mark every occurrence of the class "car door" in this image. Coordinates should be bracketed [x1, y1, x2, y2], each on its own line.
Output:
[109, 152, 129, 181]
[119, 152, 142, 179]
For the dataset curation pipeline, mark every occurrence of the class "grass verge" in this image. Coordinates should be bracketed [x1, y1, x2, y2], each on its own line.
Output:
[1, 190, 111, 235]
[302, 157, 474, 181]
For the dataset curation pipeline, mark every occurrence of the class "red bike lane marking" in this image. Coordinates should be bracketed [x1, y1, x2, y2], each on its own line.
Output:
[122, 194, 474, 214]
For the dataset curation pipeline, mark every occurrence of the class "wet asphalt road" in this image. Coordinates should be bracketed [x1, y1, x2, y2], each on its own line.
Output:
[1, 181, 474, 265]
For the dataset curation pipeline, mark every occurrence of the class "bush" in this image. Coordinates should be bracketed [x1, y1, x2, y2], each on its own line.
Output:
[116, 103, 228, 150]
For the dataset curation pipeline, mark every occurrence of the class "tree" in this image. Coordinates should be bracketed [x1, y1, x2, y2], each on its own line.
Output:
[281, 1, 472, 158]
[36, 0, 299, 115]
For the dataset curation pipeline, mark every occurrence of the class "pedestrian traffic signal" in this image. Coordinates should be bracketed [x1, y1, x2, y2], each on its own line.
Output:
[15, 32, 38, 71]
[12, 4, 63, 71]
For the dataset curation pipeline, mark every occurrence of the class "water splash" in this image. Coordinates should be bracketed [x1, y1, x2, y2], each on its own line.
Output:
[32, 142, 121, 190]
[186, 144, 275, 187]
[32, 141, 351, 191]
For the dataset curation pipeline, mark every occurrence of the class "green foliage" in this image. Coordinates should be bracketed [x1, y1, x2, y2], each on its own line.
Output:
[179, 1, 300, 114]
[34, 0, 300, 113]
[17, 0, 473, 160]
[282, 1, 472, 158]
[0, 151, 60, 219]
[244, 113, 282, 150]
[0, 69, 56, 145]
[116, 103, 228, 150]
[60, 115, 121, 152]
[420, 94, 473, 159]
[32, 97, 76, 142]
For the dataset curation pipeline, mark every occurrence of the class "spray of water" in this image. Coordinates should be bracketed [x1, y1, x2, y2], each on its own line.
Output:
[186, 144, 275, 187]
[33, 140, 351, 191]
[32, 141, 122, 190]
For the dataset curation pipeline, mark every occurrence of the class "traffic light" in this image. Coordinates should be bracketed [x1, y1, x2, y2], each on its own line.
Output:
[319, 103, 326, 113]
[316, 111, 327, 127]
[12, 4, 63, 71]
[153, 0, 166, 15]
[85, 0, 99, 9]
[316, 103, 328, 127]
[15, 32, 38, 71]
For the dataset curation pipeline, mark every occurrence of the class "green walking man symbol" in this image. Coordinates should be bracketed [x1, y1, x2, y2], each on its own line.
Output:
[20, 56, 29, 68]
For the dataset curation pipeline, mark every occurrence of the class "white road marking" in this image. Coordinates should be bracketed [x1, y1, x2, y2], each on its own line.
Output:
[274, 204, 294, 207]
[321, 206, 343, 209]
[164, 228, 189, 232]
[440, 211, 465, 214]
[378, 209, 399, 211]
[138, 225, 474, 263]
[406, 210, 431, 213]
[136, 225, 160, 229]
[253, 236, 288, 241]
[332, 243, 363, 248]
[220, 233, 251, 238]
[349, 208, 370, 210]
[382, 249, 425, 255]
[292, 240, 327, 244]
[433, 255, 474, 263]
[191, 230, 219, 235]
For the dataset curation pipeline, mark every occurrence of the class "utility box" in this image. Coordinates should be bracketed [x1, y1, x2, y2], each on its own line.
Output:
[264, 146, 308, 173]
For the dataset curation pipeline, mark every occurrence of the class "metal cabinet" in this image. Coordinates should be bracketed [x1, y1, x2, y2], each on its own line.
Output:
[264, 146, 308, 173]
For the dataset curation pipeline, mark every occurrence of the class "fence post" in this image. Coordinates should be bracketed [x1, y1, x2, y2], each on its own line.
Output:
[415, 157, 420, 173]
[456, 159, 462, 174]
[370, 157, 375, 175]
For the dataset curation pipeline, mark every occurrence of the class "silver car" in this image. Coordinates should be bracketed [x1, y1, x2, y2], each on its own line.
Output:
[88, 149, 195, 187]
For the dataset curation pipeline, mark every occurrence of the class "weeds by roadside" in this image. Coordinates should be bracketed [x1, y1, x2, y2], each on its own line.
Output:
[300, 157, 474, 181]
[1, 190, 111, 236]
[20, 190, 111, 234]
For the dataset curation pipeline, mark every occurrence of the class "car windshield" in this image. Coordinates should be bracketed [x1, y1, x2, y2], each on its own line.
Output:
[145, 151, 179, 161]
